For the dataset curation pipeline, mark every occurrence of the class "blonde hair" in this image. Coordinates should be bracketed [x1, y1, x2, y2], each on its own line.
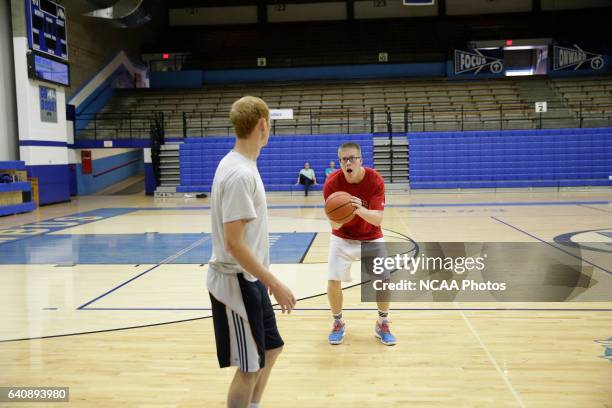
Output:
[338, 142, 362, 156]
[229, 96, 270, 139]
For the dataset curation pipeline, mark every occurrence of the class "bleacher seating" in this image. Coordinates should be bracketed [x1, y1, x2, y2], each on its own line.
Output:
[409, 127, 612, 189]
[177, 134, 373, 192]
[552, 77, 612, 127]
[84, 78, 525, 138]
[81, 76, 612, 139]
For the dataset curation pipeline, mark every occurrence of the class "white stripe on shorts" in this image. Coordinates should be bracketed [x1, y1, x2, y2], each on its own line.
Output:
[227, 306, 260, 373]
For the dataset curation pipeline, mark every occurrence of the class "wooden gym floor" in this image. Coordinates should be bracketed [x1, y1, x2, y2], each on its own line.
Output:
[1, 190, 611, 407]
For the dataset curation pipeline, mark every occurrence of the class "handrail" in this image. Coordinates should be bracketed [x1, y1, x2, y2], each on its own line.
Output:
[75, 102, 612, 140]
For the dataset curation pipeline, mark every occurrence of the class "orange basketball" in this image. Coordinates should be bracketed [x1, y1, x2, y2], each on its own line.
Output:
[325, 191, 355, 224]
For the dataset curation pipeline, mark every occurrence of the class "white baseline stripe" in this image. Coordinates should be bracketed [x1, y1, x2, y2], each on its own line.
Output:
[457, 306, 526, 408]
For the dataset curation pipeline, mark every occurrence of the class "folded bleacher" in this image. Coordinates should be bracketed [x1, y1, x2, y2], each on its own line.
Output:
[178, 134, 374, 192]
[409, 127, 612, 189]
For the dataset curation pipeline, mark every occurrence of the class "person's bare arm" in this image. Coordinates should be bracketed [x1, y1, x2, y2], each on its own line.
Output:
[224, 219, 296, 313]
[350, 196, 384, 227]
[329, 220, 342, 229]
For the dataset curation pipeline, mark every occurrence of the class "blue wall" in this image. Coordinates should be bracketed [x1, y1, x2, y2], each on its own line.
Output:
[148, 70, 203, 89]
[144, 163, 156, 195]
[149, 59, 611, 89]
[71, 139, 150, 149]
[177, 134, 373, 192]
[76, 150, 144, 195]
[151, 62, 447, 88]
[409, 127, 612, 189]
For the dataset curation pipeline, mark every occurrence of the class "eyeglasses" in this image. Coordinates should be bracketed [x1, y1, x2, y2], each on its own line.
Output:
[339, 156, 361, 164]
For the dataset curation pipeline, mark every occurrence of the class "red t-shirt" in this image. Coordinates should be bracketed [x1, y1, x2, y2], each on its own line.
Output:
[323, 167, 385, 241]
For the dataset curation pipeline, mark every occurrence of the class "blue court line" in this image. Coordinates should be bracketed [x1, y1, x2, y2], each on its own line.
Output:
[386, 201, 612, 208]
[490, 216, 612, 276]
[578, 204, 612, 213]
[300, 233, 318, 263]
[78, 235, 210, 310]
[83, 308, 211, 310]
[77, 264, 163, 310]
[286, 307, 612, 311]
[132, 201, 612, 211]
[79, 307, 612, 311]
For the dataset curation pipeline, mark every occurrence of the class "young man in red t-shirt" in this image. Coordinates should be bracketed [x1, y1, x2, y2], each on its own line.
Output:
[323, 142, 396, 346]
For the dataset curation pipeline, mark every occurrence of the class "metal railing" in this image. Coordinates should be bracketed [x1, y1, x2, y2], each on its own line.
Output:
[75, 101, 612, 141]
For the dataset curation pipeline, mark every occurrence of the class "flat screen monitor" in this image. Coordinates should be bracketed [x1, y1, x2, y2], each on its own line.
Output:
[27, 51, 70, 87]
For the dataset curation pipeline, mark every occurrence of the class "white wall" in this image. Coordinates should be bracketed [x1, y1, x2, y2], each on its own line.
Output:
[13, 36, 69, 166]
[0, 0, 18, 161]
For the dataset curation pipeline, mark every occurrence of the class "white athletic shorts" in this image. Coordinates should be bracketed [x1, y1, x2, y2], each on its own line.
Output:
[328, 234, 385, 282]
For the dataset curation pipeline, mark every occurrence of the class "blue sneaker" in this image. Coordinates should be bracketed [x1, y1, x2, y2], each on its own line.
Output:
[328, 320, 346, 345]
[375, 320, 396, 346]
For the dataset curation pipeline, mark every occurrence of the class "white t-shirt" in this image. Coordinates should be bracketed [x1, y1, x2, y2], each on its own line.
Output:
[299, 168, 315, 180]
[207, 150, 269, 318]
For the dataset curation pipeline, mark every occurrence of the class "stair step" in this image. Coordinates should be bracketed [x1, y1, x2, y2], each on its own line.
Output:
[155, 186, 177, 193]
[161, 144, 181, 151]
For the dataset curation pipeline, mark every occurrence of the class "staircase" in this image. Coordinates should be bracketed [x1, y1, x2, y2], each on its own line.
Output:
[373, 135, 410, 188]
[154, 143, 181, 197]
[514, 78, 578, 128]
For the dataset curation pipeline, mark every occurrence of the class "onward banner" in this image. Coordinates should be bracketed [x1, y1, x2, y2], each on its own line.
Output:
[553, 44, 606, 71]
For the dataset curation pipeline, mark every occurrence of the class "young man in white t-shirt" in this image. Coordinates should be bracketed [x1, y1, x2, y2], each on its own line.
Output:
[208, 96, 296, 408]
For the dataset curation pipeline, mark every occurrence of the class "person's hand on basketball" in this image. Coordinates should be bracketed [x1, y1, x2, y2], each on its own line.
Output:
[268, 278, 296, 314]
[350, 195, 364, 214]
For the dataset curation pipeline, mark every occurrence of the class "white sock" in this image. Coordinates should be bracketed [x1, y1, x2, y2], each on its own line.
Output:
[249, 403, 260, 408]
[378, 310, 389, 324]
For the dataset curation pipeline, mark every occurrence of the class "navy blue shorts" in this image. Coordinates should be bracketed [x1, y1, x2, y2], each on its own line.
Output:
[210, 274, 284, 372]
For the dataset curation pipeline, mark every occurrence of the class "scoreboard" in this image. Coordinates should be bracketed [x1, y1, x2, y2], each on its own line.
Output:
[25, 0, 68, 61]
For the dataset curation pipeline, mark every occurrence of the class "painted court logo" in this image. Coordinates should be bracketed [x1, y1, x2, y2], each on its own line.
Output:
[595, 338, 612, 362]
[554, 228, 612, 253]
